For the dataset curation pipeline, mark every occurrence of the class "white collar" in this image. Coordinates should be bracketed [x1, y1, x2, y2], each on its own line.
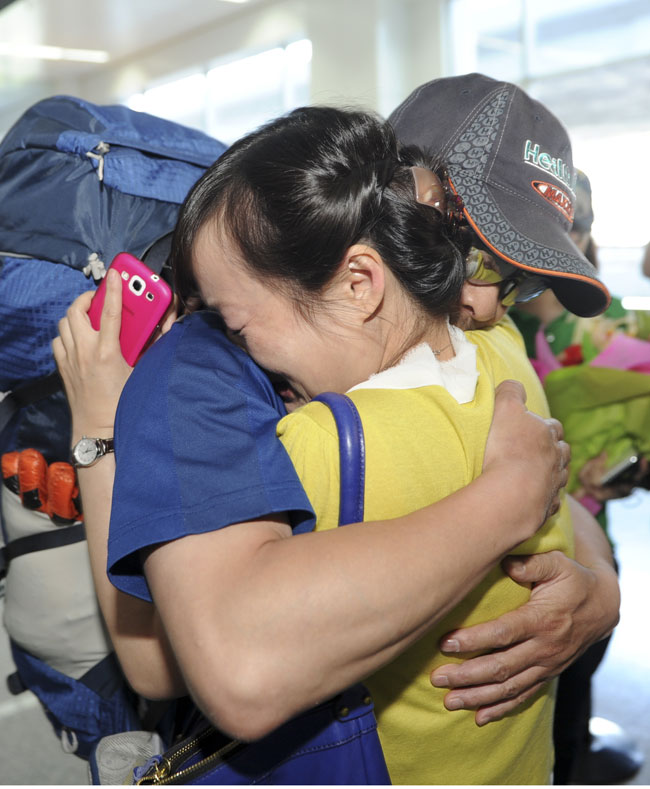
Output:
[348, 323, 479, 404]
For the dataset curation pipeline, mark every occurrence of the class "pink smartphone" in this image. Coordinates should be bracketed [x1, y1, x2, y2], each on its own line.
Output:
[88, 252, 173, 366]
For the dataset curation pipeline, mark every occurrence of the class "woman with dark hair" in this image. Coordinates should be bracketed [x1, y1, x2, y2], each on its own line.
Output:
[166, 105, 573, 784]
[53, 106, 615, 784]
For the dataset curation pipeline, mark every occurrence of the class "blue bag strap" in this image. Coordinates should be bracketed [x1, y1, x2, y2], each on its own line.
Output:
[312, 392, 365, 526]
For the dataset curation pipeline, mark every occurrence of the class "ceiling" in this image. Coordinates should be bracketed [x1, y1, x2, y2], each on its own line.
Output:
[0, 0, 267, 116]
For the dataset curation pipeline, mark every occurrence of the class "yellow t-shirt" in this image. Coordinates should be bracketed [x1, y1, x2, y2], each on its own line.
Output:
[277, 317, 573, 785]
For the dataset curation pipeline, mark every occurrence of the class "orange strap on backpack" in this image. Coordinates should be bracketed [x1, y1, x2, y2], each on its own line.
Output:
[1, 448, 82, 524]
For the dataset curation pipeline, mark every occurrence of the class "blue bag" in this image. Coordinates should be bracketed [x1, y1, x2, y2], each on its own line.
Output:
[0, 94, 226, 450]
[0, 95, 226, 758]
[130, 393, 391, 785]
[0, 94, 225, 276]
[10, 647, 143, 761]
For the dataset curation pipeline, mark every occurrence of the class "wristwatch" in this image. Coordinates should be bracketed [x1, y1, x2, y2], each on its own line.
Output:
[71, 436, 115, 468]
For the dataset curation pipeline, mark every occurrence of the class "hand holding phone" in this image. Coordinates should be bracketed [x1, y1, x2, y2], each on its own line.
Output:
[88, 252, 172, 366]
[598, 452, 641, 488]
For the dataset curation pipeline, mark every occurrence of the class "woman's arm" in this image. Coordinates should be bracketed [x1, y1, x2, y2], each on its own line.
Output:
[430, 495, 619, 725]
[53, 271, 185, 698]
[54, 282, 569, 739]
[75, 453, 185, 697]
[143, 411, 564, 741]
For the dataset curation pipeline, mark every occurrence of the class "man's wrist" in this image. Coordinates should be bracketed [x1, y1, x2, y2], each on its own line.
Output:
[578, 558, 620, 643]
[485, 465, 547, 543]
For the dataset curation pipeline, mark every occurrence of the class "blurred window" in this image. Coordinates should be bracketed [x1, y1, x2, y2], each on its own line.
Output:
[127, 73, 207, 131]
[126, 38, 311, 145]
[206, 39, 312, 145]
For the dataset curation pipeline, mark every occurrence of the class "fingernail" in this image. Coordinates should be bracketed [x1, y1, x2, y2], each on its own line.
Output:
[441, 638, 460, 653]
[446, 697, 463, 710]
[432, 674, 449, 688]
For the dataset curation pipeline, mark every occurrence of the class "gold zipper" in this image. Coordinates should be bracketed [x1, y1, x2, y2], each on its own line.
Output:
[136, 727, 242, 785]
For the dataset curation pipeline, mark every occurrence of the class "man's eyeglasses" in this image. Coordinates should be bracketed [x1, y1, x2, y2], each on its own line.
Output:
[465, 248, 547, 307]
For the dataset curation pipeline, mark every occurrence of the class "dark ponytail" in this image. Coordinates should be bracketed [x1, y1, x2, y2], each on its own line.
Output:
[172, 106, 467, 319]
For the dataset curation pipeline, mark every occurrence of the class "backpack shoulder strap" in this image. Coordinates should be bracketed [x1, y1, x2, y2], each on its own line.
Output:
[142, 232, 174, 276]
[312, 392, 365, 526]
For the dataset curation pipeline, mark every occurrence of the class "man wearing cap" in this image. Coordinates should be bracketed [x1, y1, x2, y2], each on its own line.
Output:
[390, 73, 609, 319]
[390, 73, 621, 783]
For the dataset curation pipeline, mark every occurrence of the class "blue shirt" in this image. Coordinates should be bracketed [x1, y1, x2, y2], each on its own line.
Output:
[108, 311, 316, 601]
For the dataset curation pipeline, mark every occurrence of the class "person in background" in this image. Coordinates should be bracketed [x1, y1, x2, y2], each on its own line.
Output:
[511, 169, 650, 508]
[640, 239, 650, 279]
[571, 170, 599, 270]
[511, 169, 650, 402]
[508, 168, 645, 784]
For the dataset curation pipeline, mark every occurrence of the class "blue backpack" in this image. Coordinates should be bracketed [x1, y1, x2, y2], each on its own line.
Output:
[0, 95, 226, 759]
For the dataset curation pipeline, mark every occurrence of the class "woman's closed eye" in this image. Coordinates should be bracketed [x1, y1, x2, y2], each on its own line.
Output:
[205, 306, 244, 337]
[225, 326, 248, 352]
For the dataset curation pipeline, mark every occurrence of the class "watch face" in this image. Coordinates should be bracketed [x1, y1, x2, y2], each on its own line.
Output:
[74, 437, 98, 466]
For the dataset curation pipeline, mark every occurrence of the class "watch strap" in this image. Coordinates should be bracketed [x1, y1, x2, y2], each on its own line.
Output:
[97, 437, 115, 456]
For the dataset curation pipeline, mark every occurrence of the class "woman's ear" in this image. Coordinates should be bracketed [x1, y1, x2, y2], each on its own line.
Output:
[335, 244, 386, 321]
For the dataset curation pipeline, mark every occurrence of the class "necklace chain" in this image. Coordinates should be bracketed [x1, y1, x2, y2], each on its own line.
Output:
[431, 341, 453, 356]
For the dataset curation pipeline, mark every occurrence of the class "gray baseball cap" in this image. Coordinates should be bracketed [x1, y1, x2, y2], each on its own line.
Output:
[389, 73, 610, 317]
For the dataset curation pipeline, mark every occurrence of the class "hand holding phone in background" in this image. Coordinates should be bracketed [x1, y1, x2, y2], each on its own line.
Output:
[577, 449, 650, 503]
[87, 252, 173, 366]
[598, 451, 641, 488]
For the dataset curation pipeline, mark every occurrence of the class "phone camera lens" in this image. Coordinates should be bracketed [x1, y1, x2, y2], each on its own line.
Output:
[129, 275, 146, 295]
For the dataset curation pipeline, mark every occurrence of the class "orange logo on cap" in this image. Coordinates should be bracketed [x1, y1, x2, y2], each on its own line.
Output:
[531, 180, 574, 222]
